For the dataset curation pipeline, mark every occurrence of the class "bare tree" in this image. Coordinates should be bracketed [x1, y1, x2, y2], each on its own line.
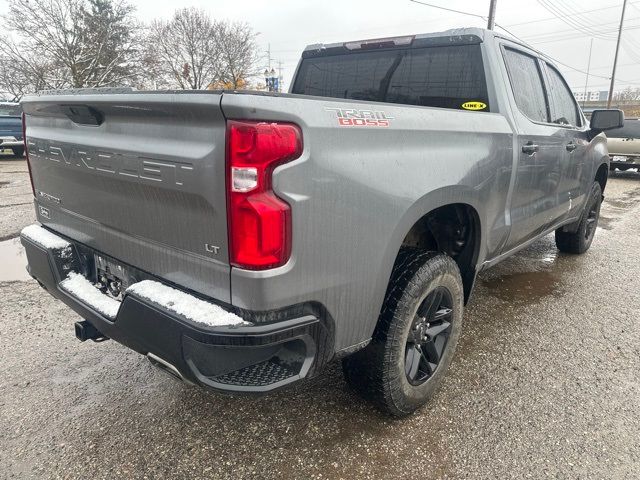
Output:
[147, 8, 260, 90]
[147, 8, 221, 90]
[214, 22, 260, 89]
[0, 52, 65, 101]
[0, 0, 142, 98]
[613, 87, 640, 103]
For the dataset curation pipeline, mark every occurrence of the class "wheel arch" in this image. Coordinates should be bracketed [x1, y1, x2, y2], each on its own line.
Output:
[371, 187, 485, 332]
[595, 161, 609, 193]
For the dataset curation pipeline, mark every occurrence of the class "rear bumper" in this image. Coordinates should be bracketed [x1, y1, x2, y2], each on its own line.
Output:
[20, 225, 333, 393]
[610, 155, 640, 166]
[0, 136, 23, 148]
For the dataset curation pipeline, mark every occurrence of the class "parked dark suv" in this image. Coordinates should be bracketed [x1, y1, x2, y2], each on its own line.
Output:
[0, 102, 25, 157]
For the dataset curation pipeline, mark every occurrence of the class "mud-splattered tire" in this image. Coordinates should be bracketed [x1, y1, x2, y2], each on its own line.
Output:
[342, 248, 464, 417]
[555, 182, 602, 254]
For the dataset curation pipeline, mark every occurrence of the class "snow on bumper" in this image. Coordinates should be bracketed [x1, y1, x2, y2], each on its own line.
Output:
[60, 272, 121, 319]
[21, 224, 244, 328]
[21, 224, 71, 251]
[127, 281, 246, 328]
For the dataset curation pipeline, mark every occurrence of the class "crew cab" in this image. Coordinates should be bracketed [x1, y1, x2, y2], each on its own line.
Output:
[19, 28, 623, 416]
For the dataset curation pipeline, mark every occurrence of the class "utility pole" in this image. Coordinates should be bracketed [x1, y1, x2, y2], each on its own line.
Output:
[277, 61, 284, 93]
[583, 38, 594, 109]
[487, 0, 498, 30]
[607, 0, 628, 108]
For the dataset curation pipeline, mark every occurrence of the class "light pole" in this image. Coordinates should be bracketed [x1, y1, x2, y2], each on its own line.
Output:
[607, 0, 628, 108]
[583, 38, 594, 109]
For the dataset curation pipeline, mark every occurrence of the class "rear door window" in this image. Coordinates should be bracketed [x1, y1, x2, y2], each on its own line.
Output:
[544, 64, 581, 127]
[292, 44, 490, 111]
[502, 48, 549, 123]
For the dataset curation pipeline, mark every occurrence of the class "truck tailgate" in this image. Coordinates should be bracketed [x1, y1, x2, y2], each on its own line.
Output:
[22, 92, 231, 302]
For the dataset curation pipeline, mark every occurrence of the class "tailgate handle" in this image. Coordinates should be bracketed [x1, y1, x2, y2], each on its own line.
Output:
[62, 105, 104, 126]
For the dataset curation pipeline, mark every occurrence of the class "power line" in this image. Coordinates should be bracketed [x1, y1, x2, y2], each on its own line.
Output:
[527, 23, 640, 45]
[491, 24, 615, 80]
[408, 0, 639, 85]
[537, 0, 617, 40]
[408, 0, 487, 21]
[505, 2, 640, 27]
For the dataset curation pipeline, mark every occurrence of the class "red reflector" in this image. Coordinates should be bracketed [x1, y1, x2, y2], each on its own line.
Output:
[227, 121, 302, 270]
[21, 112, 36, 196]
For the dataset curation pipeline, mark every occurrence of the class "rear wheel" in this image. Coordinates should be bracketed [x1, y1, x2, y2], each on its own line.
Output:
[11, 147, 24, 157]
[342, 249, 464, 417]
[555, 182, 602, 254]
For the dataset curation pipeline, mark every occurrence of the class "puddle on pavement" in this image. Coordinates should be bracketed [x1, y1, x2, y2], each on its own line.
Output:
[481, 270, 561, 302]
[0, 237, 31, 282]
[598, 215, 614, 230]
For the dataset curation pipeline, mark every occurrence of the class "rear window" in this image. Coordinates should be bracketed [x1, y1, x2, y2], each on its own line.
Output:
[292, 44, 490, 111]
[0, 104, 22, 116]
[605, 120, 640, 139]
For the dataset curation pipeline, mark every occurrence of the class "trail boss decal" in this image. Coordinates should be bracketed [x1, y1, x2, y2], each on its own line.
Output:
[461, 101, 487, 111]
[326, 107, 393, 127]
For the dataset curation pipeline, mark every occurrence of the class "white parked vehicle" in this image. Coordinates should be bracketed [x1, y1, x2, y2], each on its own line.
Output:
[606, 118, 640, 170]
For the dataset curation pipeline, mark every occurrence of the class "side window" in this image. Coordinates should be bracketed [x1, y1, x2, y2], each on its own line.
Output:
[545, 64, 580, 127]
[502, 48, 549, 123]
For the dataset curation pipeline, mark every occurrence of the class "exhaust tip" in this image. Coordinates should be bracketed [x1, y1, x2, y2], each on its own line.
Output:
[147, 352, 187, 383]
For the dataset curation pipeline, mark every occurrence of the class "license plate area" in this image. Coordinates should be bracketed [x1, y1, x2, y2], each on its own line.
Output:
[94, 254, 132, 301]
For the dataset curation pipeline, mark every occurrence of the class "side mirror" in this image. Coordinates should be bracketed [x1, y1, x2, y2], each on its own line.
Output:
[590, 109, 624, 133]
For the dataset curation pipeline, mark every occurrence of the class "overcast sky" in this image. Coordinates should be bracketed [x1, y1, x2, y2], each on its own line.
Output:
[2, 0, 639, 93]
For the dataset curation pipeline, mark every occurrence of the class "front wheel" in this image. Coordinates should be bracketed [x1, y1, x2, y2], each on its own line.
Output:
[11, 147, 24, 157]
[555, 182, 602, 254]
[342, 249, 464, 417]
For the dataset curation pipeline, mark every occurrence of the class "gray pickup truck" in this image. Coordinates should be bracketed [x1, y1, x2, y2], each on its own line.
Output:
[20, 28, 623, 416]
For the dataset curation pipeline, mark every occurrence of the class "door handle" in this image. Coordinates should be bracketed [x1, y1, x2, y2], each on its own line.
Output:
[522, 142, 539, 155]
[566, 142, 578, 153]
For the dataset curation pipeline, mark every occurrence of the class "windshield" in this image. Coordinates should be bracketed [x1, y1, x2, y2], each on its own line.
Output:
[0, 104, 22, 116]
[292, 43, 490, 111]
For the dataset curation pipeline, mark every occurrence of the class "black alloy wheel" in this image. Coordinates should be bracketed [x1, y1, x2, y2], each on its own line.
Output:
[405, 287, 453, 385]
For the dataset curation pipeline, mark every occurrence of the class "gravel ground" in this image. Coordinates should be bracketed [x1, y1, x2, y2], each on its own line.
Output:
[0, 151, 35, 241]
[1, 158, 639, 479]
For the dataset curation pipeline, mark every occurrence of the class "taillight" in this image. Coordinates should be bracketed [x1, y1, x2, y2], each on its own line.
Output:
[226, 120, 302, 270]
[21, 112, 36, 196]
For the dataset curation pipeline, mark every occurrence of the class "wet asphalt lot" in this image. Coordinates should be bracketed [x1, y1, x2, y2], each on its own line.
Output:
[1, 152, 639, 479]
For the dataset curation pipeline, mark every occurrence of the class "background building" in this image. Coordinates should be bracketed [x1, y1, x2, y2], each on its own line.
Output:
[573, 90, 609, 102]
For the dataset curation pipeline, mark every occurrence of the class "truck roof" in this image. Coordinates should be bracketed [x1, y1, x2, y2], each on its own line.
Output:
[300, 27, 558, 73]
[302, 27, 488, 54]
